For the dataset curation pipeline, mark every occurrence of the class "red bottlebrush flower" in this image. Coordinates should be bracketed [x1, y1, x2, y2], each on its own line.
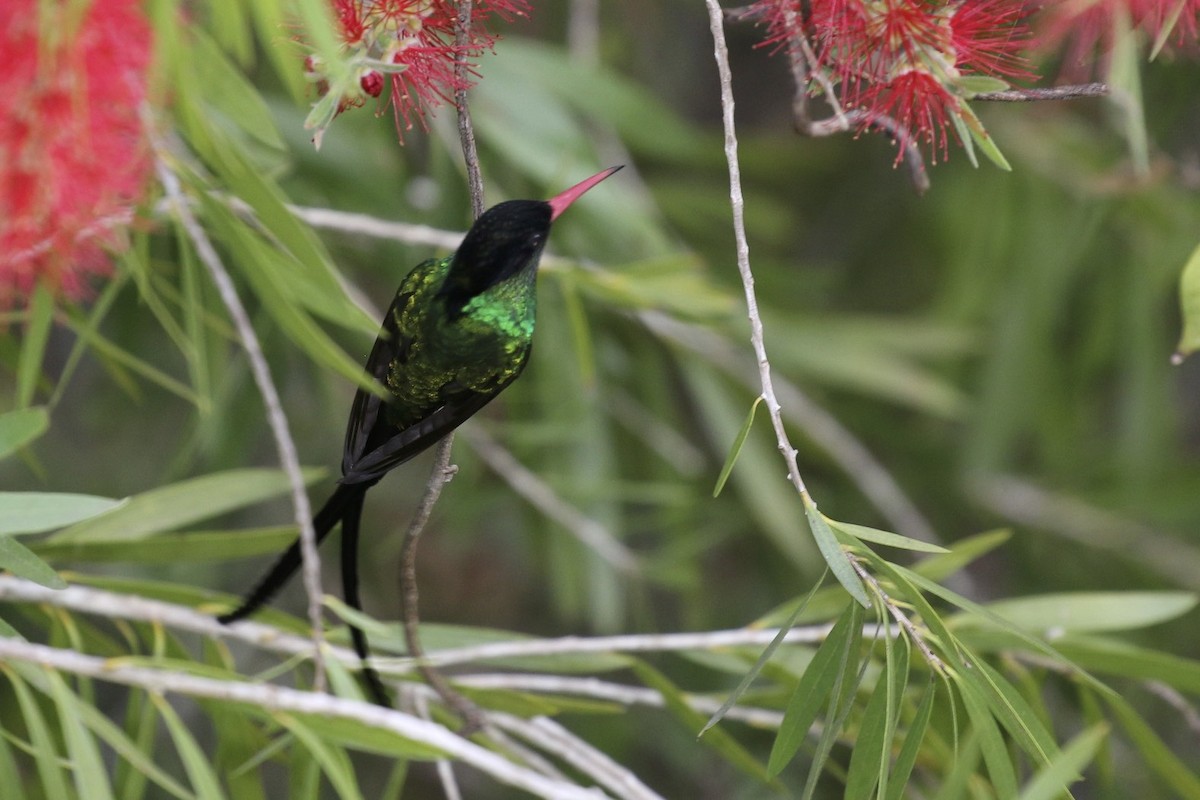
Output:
[864, 68, 959, 162]
[950, 0, 1034, 82]
[751, 0, 1035, 161]
[0, 0, 154, 307]
[310, 0, 529, 142]
[1040, 0, 1200, 73]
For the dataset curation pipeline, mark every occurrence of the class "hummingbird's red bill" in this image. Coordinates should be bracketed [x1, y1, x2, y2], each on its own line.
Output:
[547, 165, 624, 221]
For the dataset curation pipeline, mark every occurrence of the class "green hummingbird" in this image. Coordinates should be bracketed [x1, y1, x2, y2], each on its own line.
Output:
[219, 166, 622, 705]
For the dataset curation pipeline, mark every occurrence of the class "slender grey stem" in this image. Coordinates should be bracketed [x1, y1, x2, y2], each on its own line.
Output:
[397, 0, 488, 733]
[152, 146, 328, 693]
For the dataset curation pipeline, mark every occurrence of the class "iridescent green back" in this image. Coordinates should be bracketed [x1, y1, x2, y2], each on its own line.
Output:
[382, 255, 536, 431]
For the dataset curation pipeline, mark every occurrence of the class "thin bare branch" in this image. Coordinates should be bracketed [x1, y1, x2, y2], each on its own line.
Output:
[0, 637, 609, 800]
[396, 0, 490, 730]
[460, 426, 639, 573]
[151, 144, 328, 693]
[459, 673, 784, 729]
[974, 83, 1109, 102]
[705, 0, 811, 500]
[850, 556, 944, 673]
[492, 714, 665, 800]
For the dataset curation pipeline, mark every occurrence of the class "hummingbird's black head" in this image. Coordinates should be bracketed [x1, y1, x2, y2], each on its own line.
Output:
[436, 167, 622, 316]
[438, 199, 553, 315]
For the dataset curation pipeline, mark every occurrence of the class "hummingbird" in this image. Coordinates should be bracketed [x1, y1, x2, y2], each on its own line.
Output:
[219, 166, 622, 706]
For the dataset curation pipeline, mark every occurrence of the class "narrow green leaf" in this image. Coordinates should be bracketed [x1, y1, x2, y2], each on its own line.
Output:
[801, 602, 868, 800]
[701, 569, 828, 736]
[885, 680, 935, 800]
[957, 75, 1012, 95]
[806, 502, 871, 608]
[930, 732, 981, 800]
[194, 31, 284, 149]
[957, 676, 1019, 799]
[32, 526, 298, 565]
[1106, 693, 1200, 798]
[979, 591, 1197, 635]
[2, 665, 72, 800]
[0, 534, 66, 589]
[152, 694, 225, 800]
[958, 100, 1012, 171]
[0, 715, 21, 797]
[951, 110, 980, 169]
[633, 661, 774, 784]
[844, 661, 892, 800]
[913, 529, 1012, 582]
[0, 407, 49, 461]
[713, 396, 763, 498]
[827, 517, 949, 553]
[49, 468, 325, 543]
[292, 710, 448, 762]
[1150, 0, 1191, 59]
[1174, 241, 1200, 362]
[58, 316, 202, 405]
[16, 282, 54, 408]
[107, 691, 188, 800]
[0, 492, 122, 535]
[48, 671, 115, 800]
[768, 602, 859, 775]
[277, 713, 365, 800]
[1018, 723, 1108, 800]
[1055, 636, 1200, 694]
[1109, 11, 1150, 174]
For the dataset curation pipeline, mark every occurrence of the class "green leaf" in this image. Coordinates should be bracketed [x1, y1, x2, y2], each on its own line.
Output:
[806, 502, 870, 608]
[152, 693, 226, 800]
[958, 100, 1012, 171]
[977, 591, 1197, 635]
[58, 316, 203, 406]
[827, 517, 949, 553]
[844, 656, 892, 800]
[701, 569, 828, 736]
[1055, 636, 1200, 694]
[1174, 241, 1200, 362]
[1150, 0, 1191, 59]
[2, 665, 72, 800]
[32, 526, 298, 565]
[957, 674, 1019, 799]
[768, 602, 859, 775]
[285, 711, 445, 761]
[16, 282, 54, 408]
[885, 680, 935, 800]
[913, 529, 1011, 582]
[0, 407, 49, 461]
[1107, 9, 1149, 173]
[633, 661, 774, 784]
[1017, 723, 1108, 800]
[0, 492, 123, 536]
[0, 534, 66, 589]
[48, 468, 325, 543]
[192, 29, 284, 150]
[956, 75, 1012, 95]
[1106, 692, 1200, 798]
[712, 396, 763, 498]
[48, 671, 115, 800]
[277, 713, 364, 800]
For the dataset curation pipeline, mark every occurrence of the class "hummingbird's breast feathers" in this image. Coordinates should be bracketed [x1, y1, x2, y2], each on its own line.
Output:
[380, 257, 535, 431]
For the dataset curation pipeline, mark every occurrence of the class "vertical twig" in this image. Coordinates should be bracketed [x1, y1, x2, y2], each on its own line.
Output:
[397, 0, 488, 733]
[152, 146, 328, 693]
[704, 1, 810, 501]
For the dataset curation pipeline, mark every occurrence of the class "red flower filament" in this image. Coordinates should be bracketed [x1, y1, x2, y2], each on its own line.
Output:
[315, 0, 529, 139]
[0, 0, 154, 306]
